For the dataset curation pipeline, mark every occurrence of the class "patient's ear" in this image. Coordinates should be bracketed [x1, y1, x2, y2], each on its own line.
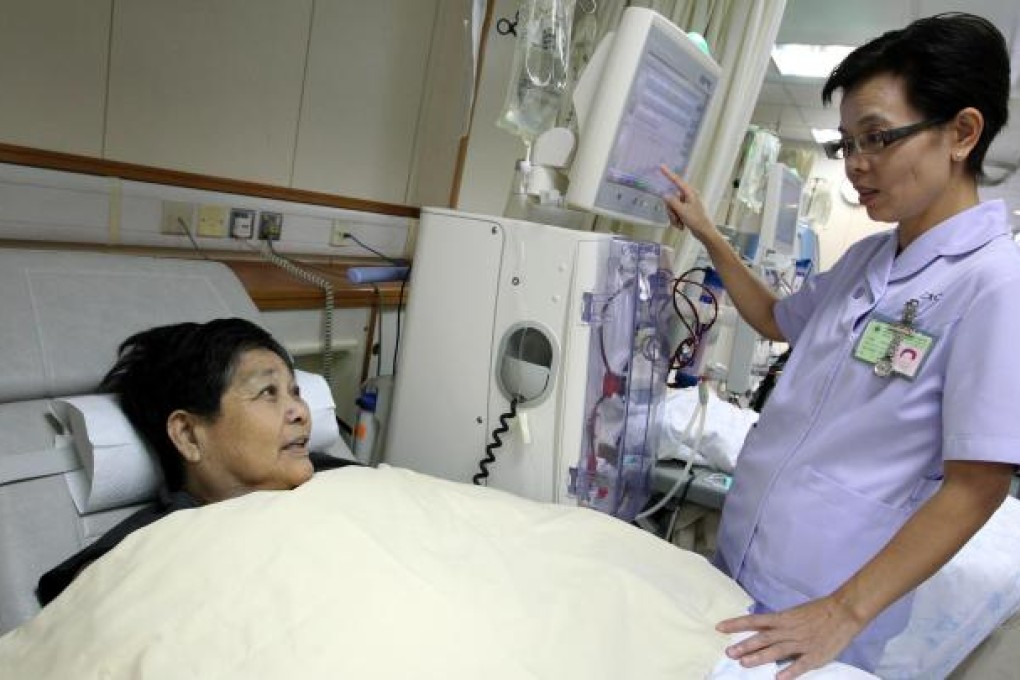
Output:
[167, 410, 203, 463]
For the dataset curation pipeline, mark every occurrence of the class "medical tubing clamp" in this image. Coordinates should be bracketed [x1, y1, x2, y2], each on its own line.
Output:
[473, 397, 520, 486]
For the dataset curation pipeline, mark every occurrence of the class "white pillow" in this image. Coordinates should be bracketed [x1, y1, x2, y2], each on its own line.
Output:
[55, 394, 163, 514]
[294, 370, 342, 452]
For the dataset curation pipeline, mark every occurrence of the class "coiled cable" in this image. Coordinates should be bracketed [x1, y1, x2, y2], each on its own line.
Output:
[257, 241, 336, 387]
[473, 398, 519, 486]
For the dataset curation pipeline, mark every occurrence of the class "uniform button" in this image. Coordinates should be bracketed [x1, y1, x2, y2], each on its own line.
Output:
[852, 287, 865, 299]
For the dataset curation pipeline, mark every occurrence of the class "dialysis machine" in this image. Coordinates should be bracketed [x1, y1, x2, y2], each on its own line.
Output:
[384, 8, 720, 520]
[384, 211, 673, 519]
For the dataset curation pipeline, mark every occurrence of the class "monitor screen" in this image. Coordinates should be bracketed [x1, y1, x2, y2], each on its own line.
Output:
[758, 163, 803, 262]
[566, 8, 720, 227]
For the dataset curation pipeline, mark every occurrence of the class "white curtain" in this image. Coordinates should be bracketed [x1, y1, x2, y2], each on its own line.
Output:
[596, 0, 787, 271]
[668, 0, 787, 272]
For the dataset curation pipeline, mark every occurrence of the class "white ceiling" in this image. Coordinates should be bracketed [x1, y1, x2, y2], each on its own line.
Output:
[750, 0, 1020, 224]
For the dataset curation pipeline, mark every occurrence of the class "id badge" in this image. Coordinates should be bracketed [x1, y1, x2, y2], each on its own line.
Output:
[854, 316, 936, 379]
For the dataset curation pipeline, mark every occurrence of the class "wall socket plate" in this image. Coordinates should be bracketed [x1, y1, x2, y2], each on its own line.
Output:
[229, 208, 256, 239]
[161, 201, 195, 235]
[330, 221, 349, 247]
[258, 211, 283, 240]
[197, 204, 229, 238]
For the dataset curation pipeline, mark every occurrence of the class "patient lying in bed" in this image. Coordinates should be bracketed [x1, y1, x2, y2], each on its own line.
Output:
[5, 321, 883, 678]
[36, 317, 358, 605]
[17, 314, 1010, 678]
[10, 312, 1014, 678]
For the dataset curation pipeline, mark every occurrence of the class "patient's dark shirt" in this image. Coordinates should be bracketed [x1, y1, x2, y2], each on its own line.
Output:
[36, 453, 358, 606]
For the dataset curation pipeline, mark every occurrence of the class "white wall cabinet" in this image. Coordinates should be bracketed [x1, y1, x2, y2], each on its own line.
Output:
[106, 0, 313, 187]
[0, 0, 460, 207]
[292, 0, 437, 205]
[0, 0, 111, 157]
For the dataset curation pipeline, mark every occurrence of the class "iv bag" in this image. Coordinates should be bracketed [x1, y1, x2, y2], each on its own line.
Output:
[735, 128, 781, 213]
[497, 0, 574, 144]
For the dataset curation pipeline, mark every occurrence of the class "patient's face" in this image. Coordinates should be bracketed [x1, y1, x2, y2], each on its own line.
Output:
[188, 349, 314, 501]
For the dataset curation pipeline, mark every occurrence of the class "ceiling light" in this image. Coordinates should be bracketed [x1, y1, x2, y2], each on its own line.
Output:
[811, 128, 841, 144]
[771, 44, 856, 79]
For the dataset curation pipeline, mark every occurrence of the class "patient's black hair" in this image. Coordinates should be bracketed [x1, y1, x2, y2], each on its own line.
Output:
[101, 318, 293, 491]
[821, 12, 1010, 179]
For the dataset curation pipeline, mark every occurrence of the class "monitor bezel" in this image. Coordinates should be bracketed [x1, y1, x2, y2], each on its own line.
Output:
[565, 8, 721, 228]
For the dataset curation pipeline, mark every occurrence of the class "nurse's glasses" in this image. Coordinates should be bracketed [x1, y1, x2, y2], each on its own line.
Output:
[821, 118, 947, 160]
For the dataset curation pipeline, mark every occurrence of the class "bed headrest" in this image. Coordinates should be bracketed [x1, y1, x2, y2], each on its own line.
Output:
[0, 249, 260, 403]
[53, 370, 341, 514]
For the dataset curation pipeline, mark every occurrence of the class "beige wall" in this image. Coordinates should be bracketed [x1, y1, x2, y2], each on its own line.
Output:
[0, 0, 468, 208]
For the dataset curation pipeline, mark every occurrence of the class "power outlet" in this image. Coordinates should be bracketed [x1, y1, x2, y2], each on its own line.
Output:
[161, 201, 195, 236]
[330, 220, 350, 246]
[228, 208, 256, 239]
[197, 204, 229, 238]
[258, 211, 284, 240]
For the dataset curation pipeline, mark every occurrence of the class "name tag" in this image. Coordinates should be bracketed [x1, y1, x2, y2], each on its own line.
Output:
[854, 317, 935, 379]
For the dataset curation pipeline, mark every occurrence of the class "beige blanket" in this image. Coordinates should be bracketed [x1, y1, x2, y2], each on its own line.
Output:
[0, 466, 752, 679]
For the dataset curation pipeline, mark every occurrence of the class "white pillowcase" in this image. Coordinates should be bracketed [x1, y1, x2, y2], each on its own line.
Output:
[56, 393, 163, 514]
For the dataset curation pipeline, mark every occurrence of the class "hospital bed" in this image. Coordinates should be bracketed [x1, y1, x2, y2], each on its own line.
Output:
[0, 248, 1007, 678]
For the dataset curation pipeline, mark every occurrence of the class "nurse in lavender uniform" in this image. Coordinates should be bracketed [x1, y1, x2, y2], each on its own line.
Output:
[660, 12, 1019, 678]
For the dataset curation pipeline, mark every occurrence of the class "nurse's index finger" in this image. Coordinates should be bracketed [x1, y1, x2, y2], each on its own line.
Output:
[659, 164, 689, 192]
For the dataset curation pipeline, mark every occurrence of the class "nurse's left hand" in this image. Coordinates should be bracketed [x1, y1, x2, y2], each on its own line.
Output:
[715, 595, 864, 679]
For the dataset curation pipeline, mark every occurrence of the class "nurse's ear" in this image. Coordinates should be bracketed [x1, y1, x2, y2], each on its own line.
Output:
[949, 107, 983, 164]
[167, 410, 203, 463]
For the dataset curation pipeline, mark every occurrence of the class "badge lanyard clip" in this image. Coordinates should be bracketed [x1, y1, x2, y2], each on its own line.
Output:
[874, 299, 918, 377]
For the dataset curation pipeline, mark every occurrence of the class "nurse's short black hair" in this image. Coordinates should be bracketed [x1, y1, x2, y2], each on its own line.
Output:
[821, 12, 1010, 179]
[100, 318, 293, 491]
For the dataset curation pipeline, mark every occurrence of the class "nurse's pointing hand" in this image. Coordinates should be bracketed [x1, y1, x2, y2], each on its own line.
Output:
[658, 165, 718, 245]
[715, 595, 865, 680]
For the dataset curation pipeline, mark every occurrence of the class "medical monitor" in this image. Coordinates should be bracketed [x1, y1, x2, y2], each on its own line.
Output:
[566, 8, 720, 228]
[756, 163, 803, 264]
